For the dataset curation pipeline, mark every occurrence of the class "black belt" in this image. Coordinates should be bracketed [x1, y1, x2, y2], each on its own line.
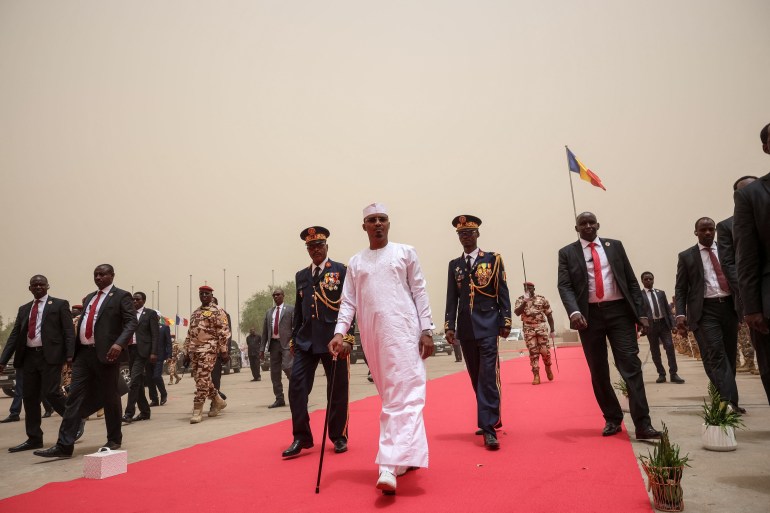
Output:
[271, 338, 281, 342]
[588, 299, 624, 308]
[26, 346, 44, 352]
[80, 344, 97, 349]
[704, 296, 732, 304]
[651, 318, 665, 323]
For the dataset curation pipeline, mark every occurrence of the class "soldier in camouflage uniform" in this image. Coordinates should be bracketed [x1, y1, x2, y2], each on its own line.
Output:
[514, 282, 555, 384]
[183, 285, 230, 424]
[736, 322, 756, 373]
[167, 335, 181, 385]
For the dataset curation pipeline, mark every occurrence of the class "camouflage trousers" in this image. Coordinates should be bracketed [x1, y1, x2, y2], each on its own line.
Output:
[737, 323, 755, 363]
[190, 349, 218, 404]
[524, 325, 552, 371]
[167, 357, 179, 381]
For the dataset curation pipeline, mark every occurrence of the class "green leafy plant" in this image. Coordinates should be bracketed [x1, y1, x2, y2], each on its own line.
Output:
[638, 423, 689, 511]
[612, 377, 628, 397]
[701, 382, 745, 432]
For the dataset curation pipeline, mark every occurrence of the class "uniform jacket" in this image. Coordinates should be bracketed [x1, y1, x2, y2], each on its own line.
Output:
[641, 288, 675, 330]
[445, 249, 512, 340]
[293, 259, 353, 354]
[133, 308, 160, 358]
[557, 238, 645, 322]
[675, 244, 733, 330]
[734, 172, 770, 318]
[261, 303, 294, 352]
[77, 286, 138, 364]
[0, 296, 75, 367]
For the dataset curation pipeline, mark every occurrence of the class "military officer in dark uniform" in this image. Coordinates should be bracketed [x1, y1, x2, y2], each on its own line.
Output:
[282, 226, 353, 458]
[445, 215, 512, 451]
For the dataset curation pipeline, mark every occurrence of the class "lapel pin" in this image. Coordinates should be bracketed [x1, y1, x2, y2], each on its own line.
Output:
[604, 242, 610, 247]
[109, 292, 114, 296]
[47, 301, 53, 305]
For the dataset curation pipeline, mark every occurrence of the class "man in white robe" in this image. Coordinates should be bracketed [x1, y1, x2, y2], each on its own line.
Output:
[329, 202, 435, 495]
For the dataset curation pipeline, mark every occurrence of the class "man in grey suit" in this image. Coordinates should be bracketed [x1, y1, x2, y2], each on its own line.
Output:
[733, 122, 770, 404]
[261, 289, 294, 408]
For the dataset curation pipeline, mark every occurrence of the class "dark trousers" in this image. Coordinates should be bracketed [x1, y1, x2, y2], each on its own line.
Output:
[647, 320, 678, 376]
[124, 346, 149, 417]
[579, 300, 652, 430]
[459, 335, 501, 435]
[452, 342, 463, 362]
[22, 350, 66, 442]
[146, 360, 167, 403]
[212, 359, 222, 391]
[248, 355, 261, 380]
[692, 299, 739, 406]
[58, 346, 122, 448]
[751, 325, 770, 405]
[10, 370, 53, 417]
[289, 348, 349, 443]
[269, 339, 291, 400]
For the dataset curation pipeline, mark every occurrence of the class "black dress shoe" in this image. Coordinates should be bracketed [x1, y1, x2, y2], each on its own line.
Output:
[282, 439, 313, 458]
[635, 426, 662, 440]
[149, 401, 160, 407]
[602, 422, 622, 437]
[0, 415, 20, 423]
[9, 440, 44, 453]
[333, 439, 348, 454]
[268, 399, 286, 408]
[42, 410, 53, 419]
[75, 419, 86, 442]
[670, 374, 685, 384]
[132, 413, 151, 422]
[121, 415, 133, 424]
[656, 375, 666, 383]
[160, 397, 168, 405]
[101, 441, 121, 450]
[483, 433, 500, 450]
[34, 444, 73, 458]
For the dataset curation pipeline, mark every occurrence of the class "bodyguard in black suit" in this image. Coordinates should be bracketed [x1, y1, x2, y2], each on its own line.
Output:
[35, 264, 137, 458]
[0, 275, 75, 453]
[675, 217, 741, 410]
[147, 323, 172, 406]
[639, 272, 683, 384]
[734, 137, 770, 404]
[557, 212, 661, 440]
[122, 292, 159, 422]
[283, 226, 351, 458]
[445, 215, 511, 450]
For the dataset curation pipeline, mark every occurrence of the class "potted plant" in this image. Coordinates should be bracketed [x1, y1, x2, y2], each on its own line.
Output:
[701, 382, 744, 452]
[613, 377, 629, 413]
[639, 423, 689, 512]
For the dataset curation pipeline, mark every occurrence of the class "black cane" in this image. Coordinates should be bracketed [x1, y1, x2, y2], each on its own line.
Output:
[315, 354, 338, 494]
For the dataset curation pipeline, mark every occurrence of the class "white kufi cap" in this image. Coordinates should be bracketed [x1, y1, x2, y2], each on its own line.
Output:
[362, 202, 388, 219]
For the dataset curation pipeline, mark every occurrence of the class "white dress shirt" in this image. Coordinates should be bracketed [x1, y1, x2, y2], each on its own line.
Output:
[463, 247, 480, 267]
[644, 288, 663, 320]
[79, 284, 114, 345]
[698, 242, 731, 298]
[131, 307, 144, 345]
[581, 237, 623, 303]
[312, 258, 329, 277]
[26, 294, 48, 347]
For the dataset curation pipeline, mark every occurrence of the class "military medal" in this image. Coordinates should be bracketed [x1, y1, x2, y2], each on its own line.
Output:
[475, 263, 492, 287]
[321, 272, 341, 291]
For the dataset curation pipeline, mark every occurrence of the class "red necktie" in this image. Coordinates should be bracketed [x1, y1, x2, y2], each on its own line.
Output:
[704, 247, 730, 293]
[84, 291, 103, 340]
[273, 306, 280, 337]
[589, 242, 604, 299]
[28, 300, 41, 339]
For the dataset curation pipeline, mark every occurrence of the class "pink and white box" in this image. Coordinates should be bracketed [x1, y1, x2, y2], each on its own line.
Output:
[83, 447, 127, 479]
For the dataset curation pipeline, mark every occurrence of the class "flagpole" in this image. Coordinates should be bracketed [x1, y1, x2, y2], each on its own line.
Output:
[151, 290, 155, 310]
[236, 275, 241, 343]
[175, 285, 179, 340]
[157, 280, 160, 313]
[189, 274, 193, 319]
[566, 145, 578, 221]
[223, 268, 227, 311]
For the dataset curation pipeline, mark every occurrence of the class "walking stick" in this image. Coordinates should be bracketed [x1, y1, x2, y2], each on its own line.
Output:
[550, 332, 560, 372]
[315, 354, 338, 494]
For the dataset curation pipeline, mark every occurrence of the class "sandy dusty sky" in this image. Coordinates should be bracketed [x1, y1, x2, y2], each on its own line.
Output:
[1, 1, 769, 340]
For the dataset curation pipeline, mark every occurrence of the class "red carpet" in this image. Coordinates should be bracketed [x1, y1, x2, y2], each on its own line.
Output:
[1, 348, 652, 513]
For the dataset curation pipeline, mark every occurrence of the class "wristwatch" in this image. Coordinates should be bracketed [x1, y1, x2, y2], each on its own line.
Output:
[421, 329, 434, 337]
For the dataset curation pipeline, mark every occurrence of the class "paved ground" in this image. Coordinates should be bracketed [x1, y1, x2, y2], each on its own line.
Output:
[0, 340, 768, 511]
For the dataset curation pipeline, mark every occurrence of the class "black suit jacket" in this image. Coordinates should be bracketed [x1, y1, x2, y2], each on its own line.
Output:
[444, 250, 512, 340]
[76, 286, 138, 363]
[293, 259, 353, 354]
[675, 245, 722, 330]
[641, 288, 675, 330]
[133, 308, 160, 358]
[0, 296, 75, 367]
[734, 172, 770, 318]
[716, 216, 743, 316]
[557, 238, 645, 322]
[157, 325, 172, 361]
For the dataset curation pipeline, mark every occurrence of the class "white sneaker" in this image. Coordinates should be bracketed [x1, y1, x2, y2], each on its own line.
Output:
[376, 471, 397, 494]
[395, 466, 418, 476]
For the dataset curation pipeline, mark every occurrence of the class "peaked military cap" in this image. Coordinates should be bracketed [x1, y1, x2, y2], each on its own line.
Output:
[199, 285, 214, 292]
[452, 214, 482, 231]
[524, 281, 535, 287]
[300, 226, 330, 244]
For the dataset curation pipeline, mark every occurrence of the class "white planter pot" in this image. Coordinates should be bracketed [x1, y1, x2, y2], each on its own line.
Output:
[618, 394, 629, 413]
[701, 424, 737, 451]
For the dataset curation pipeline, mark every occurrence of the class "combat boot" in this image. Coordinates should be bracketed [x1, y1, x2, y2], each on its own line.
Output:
[532, 371, 540, 385]
[545, 365, 554, 381]
[190, 402, 204, 424]
[208, 393, 227, 417]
